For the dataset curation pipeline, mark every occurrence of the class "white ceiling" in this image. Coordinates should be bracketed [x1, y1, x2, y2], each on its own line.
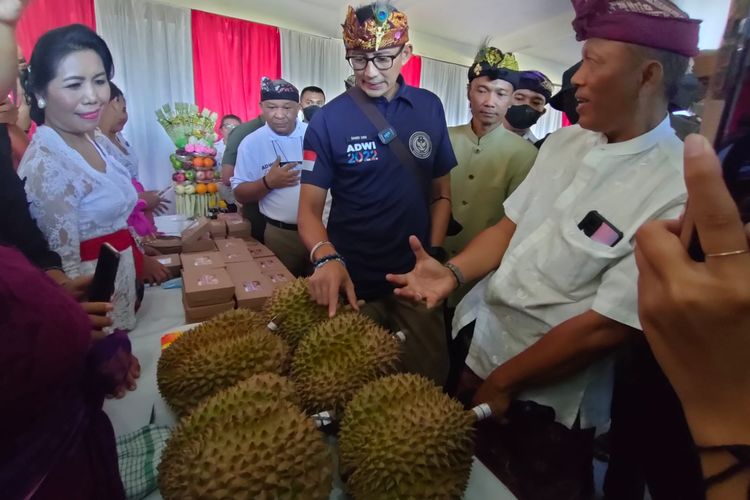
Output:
[155, 0, 732, 84]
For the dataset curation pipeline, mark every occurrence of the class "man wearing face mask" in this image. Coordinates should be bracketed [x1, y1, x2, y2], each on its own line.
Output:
[503, 70, 554, 145]
[300, 85, 326, 123]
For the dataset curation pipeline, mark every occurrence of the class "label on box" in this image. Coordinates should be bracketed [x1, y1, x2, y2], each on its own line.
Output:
[197, 274, 220, 286]
[267, 272, 290, 284]
[243, 280, 263, 292]
[157, 258, 172, 265]
[193, 256, 214, 266]
[257, 258, 275, 269]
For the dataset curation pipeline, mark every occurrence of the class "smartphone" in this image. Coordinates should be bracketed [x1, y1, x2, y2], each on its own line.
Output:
[685, 0, 750, 261]
[88, 243, 121, 302]
[578, 210, 624, 247]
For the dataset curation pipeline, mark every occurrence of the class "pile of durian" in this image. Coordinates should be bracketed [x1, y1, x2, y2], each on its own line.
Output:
[156, 278, 479, 499]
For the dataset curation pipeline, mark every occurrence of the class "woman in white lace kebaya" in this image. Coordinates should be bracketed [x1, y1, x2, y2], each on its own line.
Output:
[18, 25, 140, 331]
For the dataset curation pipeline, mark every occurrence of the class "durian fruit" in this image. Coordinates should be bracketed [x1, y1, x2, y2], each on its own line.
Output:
[175, 308, 264, 349]
[262, 277, 329, 348]
[159, 374, 332, 500]
[291, 312, 401, 414]
[157, 322, 290, 416]
[339, 374, 476, 499]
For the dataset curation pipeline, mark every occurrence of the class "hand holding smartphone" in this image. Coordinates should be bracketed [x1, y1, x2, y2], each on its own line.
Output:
[88, 243, 121, 303]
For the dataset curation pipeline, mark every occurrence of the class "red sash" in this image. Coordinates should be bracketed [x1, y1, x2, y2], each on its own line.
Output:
[79, 229, 143, 277]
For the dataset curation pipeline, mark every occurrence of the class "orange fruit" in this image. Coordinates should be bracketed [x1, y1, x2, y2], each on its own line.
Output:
[207, 183, 218, 193]
[204, 157, 215, 167]
[192, 157, 204, 168]
[195, 183, 208, 194]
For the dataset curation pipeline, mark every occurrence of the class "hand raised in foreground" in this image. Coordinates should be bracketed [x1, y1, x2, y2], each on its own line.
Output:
[386, 235, 456, 308]
[635, 134, 750, 448]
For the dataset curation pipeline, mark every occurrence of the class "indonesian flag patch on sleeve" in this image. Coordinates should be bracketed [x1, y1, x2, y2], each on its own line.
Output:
[301, 149, 317, 171]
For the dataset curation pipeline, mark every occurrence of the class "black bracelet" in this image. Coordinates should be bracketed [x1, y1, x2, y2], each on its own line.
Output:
[314, 253, 345, 269]
[262, 176, 272, 190]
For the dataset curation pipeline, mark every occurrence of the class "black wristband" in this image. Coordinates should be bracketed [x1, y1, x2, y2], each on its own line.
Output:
[262, 176, 272, 190]
[313, 253, 345, 269]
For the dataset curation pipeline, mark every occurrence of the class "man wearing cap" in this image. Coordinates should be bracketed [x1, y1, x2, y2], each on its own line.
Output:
[298, 2, 457, 385]
[231, 77, 311, 276]
[444, 46, 537, 305]
[388, 0, 700, 496]
[503, 70, 555, 145]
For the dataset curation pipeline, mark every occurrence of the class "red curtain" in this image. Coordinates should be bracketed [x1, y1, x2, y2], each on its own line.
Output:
[401, 55, 422, 88]
[16, 0, 96, 60]
[192, 10, 280, 126]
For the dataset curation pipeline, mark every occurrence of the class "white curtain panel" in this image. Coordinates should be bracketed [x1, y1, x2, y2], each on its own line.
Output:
[420, 57, 471, 127]
[95, 0, 195, 192]
[280, 29, 352, 103]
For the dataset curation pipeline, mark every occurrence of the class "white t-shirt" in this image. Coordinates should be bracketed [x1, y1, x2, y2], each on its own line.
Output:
[454, 117, 686, 429]
[522, 129, 539, 144]
[214, 139, 226, 166]
[231, 122, 307, 224]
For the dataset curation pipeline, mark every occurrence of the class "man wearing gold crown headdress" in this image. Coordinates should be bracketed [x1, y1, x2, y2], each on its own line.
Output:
[298, 2, 457, 385]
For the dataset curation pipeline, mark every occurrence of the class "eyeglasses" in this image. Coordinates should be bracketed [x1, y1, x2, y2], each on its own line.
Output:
[346, 46, 405, 71]
[222, 123, 238, 130]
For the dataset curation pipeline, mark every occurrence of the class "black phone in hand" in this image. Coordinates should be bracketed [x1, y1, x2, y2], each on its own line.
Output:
[88, 243, 120, 302]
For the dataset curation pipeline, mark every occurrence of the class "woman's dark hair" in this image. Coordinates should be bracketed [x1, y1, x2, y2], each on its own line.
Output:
[20, 24, 114, 125]
[109, 81, 123, 101]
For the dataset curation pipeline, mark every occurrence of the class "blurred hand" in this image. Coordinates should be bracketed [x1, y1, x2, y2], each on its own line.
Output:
[0, 97, 18, 124]
[308, 259, 358, 317]
[635, 134, 750, 446]
[82, 301, 113, 342]
[386, 235, 456, 308]
[140, 190, 170, 215]
[141, 254, 170, 285]
[0, 0, 29, 24]
[265, 158, 300, 189]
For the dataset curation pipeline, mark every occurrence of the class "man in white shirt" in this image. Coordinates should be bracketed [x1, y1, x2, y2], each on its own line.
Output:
[231, 78, 310, 276]
[387, 0, 701, 496]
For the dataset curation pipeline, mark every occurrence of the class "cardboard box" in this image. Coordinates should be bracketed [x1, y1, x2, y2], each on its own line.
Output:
[182, 234, 216, 253]
[208, 219, 227, 239]
[226, 219, 253, 240]
[248, 244, 275, 259]
[154, 253, 181, 276]
[215, 237, 248, 252]
[255, 255, 287, 273]
[217, 212, 244, 222]
[180, 251, 226, 270]
[262, 268, 295, 287]
[148, 236, 182, 255]
[182, 267, 235, 307]
[218, 244, 254, 264]
[226, 263, 274, 310]
[181, 217, 216, 253]
[183, 293, 235, 323]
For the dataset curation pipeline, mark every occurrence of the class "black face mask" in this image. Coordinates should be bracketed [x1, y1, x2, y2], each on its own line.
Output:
[505, 104, 544, 130]
[303, 105, 322, 122]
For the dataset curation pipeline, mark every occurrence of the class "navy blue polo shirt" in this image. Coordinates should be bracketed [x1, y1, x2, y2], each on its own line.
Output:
[302, 76, 457, 300]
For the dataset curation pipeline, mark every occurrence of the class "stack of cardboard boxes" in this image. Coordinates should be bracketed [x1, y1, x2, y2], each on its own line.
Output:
[151, 215, 294, 323]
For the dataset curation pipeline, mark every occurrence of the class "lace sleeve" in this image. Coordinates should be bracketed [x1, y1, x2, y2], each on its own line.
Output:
[22, 147, 90, 278]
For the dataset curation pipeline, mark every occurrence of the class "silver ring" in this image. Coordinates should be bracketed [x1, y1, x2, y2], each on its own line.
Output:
[705, 249, 750, 258]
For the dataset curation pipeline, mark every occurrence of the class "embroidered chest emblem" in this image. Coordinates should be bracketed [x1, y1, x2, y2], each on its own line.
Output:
[409, 131, 432, 159]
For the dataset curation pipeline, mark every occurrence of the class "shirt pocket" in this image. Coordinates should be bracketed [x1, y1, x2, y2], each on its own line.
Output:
[533, 217, 629, 297]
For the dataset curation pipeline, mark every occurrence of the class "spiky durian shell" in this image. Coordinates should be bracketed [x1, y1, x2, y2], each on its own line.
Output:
[157, 320, 289, 416]
[159, 374, 331, 499]
[291, 312, 400, 414]
[339, 374, 476, 499]
[262, 278, 329, 348]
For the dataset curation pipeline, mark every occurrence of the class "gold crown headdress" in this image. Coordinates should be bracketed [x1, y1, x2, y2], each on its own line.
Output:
[342, 2, 409, 52]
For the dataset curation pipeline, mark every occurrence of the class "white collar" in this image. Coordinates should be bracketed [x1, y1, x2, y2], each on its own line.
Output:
[596, 116, 674, 157]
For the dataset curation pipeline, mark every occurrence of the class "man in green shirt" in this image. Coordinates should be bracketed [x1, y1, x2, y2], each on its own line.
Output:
[444, 46, 538, 305]
[221, 114, 266, 241]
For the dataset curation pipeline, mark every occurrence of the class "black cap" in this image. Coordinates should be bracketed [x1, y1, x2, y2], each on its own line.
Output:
[549, 61, 582, 111]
